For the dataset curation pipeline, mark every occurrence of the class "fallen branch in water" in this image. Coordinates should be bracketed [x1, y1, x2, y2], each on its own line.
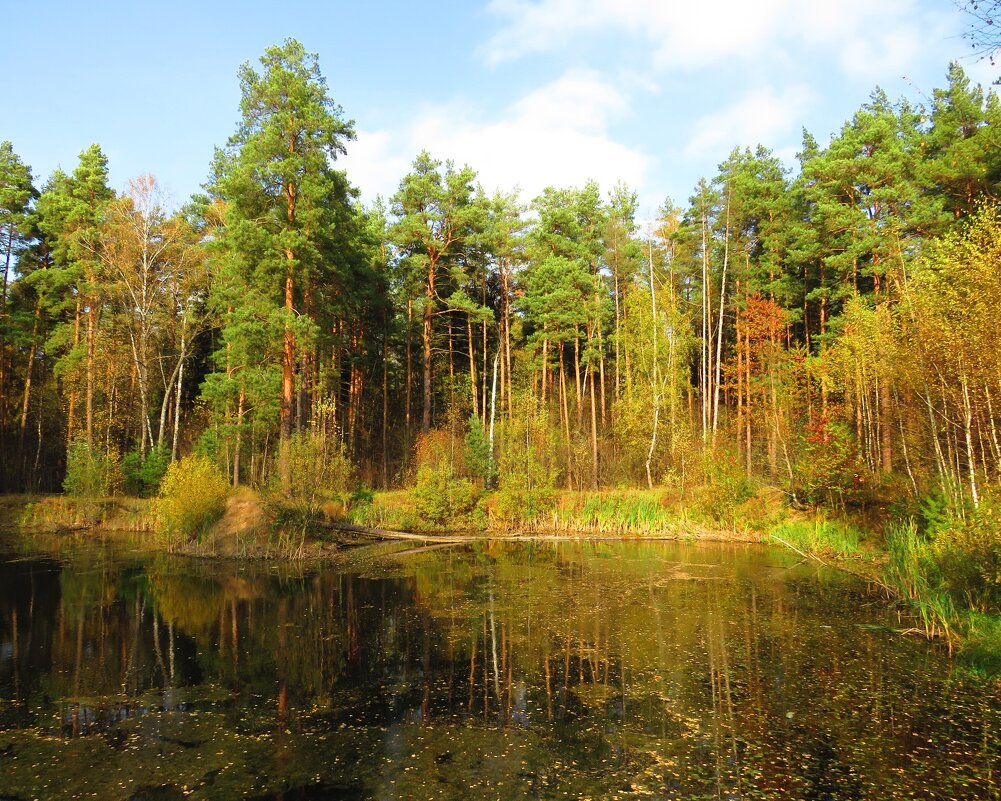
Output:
[770, 534, 824, 564]
[769, 533, 894, 594]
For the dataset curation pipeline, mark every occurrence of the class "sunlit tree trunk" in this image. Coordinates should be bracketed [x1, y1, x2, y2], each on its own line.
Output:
[646, 241, 659, 489]
[961, 371, 980, 507]
[233, 384, 245, 487]
[171, 327, 185, 461]
[712, 189, 730, 443]
[467, 316, 478, 419]
[422, 266, 434, 434]
[589, 361, 599, 488]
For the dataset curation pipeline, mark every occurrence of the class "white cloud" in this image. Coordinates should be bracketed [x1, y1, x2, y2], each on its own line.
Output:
[483, 0, 933, 76]
[338, 130, 409, 203]
[838, 27, 923, 83]
[684, 85, 816, 159]
[340, 70, 652, 206]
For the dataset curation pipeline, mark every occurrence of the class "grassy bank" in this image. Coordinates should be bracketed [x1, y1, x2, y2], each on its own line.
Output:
[348, 483, 1000, 667]
[1, 489, 343, 560]
[4, 482, 999, 668]
[347, 484, 789, 539]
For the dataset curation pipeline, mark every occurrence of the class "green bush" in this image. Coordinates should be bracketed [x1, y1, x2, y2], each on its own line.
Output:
[156, 454, 229, 544]
[270, 432, 356, 523]
[409, 429, 482, 530]
[493, 485, 555, 525]
[929, 501, 1001, 614]
[796, 419, 867, 507]
[692, 449, 751, 527]
[63, 439, 120, 497]
[464, 415, 495, 486]
[412, 464, 481, 530]
[122, 446, 170, 497]
[492, 397, 558, 524]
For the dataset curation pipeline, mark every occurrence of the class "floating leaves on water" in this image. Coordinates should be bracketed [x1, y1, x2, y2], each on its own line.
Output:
[0, 542, 998, 799]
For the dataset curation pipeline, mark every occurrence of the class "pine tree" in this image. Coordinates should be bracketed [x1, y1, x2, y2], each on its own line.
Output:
[0, 141, 37, 454]
[208, 39, 355, 488]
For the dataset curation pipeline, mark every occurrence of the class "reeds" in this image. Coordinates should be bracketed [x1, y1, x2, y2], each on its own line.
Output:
[769, 519, 865, 558]
[884, 521, 957, 651]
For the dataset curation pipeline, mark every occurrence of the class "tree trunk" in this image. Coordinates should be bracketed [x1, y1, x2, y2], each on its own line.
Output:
[406, 298, 413, 446]
[171, 328, 185, 461]
[18, 299, 41, 456]
[962, 372, 979, 508]
[646, 241, 659, 490]
[559, 342, 572, 490]
[613, 258, 621, 402]
[502, 258, 513, 421]
[879, 370, 893, 474]
[594, 277, 607, 426]
[280, 253, 295, 490]
[701, 205, 710, 443]
[541, 334, 549, 406]
[86, 295, 96, 445]
[573, 336, 582, 425]
[422, 267, 434, 434]
[382, 329, 389, 488]
[482, 278, 489, 428]
[745, 312, 752, 475]
[589, 364, 599, 488]
[233, 384, 245, 487]
[67, 298, 81, 445]
[711, 189, 730, 443]
[468, 317, 478, 419]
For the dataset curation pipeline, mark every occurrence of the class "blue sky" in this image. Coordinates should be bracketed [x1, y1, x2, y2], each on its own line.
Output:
[3, 1, 994, 221]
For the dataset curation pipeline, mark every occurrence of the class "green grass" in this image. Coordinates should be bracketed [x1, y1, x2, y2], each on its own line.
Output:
[769, 518, 866, 558]
[347, 489, 415, 530]
[17, 495, 155, 532]
[881, 518, 1001, 656]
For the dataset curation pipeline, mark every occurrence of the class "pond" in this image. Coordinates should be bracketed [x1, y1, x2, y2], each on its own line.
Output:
[0, 538, 998, 800]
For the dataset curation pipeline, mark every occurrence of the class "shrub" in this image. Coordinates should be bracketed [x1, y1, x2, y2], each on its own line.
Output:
[409, 429, 482, 530]
[493, 484, 555, 526]
[156, 454, 229, 544]
[492, 396, 558, 524]
[692, 448, 751, 527]
[270, 432, 356, 523]
[928, 500, 1001, 614]
[122, 446, 170, 497]
[412, 464, 481, 529]
[464, 415, 495, 486]
[63, 438, 120, 497]
[796, 418, 867, 508]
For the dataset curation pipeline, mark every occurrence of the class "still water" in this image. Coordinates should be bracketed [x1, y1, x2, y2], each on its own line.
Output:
[0, 538, 998, 800]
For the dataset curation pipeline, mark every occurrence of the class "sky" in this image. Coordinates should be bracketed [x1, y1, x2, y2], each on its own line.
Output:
[2, 1, 995, 222]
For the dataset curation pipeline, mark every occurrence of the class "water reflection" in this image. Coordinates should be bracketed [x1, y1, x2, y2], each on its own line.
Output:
[0, 540, 998, 800]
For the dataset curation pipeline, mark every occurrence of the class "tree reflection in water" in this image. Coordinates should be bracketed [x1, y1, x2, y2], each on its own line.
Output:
[0, 540, 998, 800]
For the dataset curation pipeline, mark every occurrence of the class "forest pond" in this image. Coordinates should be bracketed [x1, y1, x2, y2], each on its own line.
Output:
[1, 539, 999, 800]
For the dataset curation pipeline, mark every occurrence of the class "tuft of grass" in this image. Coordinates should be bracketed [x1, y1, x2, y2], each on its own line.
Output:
[884, 521, 958, 650]
[770, 518, 866, 558]
[347, 489, 415, 531]
[17, 496, 155, 532]
[958, 613, 1001, 675]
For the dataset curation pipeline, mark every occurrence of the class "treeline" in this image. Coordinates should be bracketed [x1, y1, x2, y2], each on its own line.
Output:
[1, 42, 999, 518]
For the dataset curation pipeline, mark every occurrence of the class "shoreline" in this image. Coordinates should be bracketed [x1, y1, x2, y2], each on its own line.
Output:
[5, 490, 997, 666]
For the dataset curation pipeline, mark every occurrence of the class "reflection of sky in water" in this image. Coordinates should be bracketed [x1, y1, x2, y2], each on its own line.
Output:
[0, 541, 997, 801]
